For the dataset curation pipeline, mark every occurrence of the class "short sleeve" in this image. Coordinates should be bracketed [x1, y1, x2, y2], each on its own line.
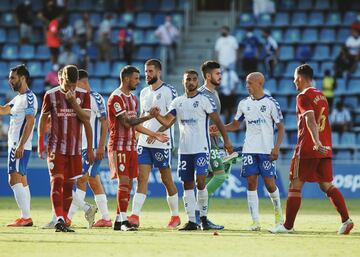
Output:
[234, 101, 245, 121]
[109, 95, 126, 117]
[168, 98, 177, 116]
[41, 93, 51, 114]
[6, 98, 15, 108]
[297, 94, 313, 115]
[94, 94, 106, 118]
[270, 99, 284, 124]
[166, 85, 178, 107]
[25, 93, 36, 116]
[203, 95, 217, 114]
[82, 92, 91, 111]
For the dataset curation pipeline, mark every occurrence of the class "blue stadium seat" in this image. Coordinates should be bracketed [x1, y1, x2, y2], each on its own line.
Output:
[0, 13, 16, 27]
[118, 13, 135, 27]
[274, 13, 289, 27]
[257, 13, 272, 27]
[332, 132, 340, 146]
[295, 44, 312, 62]
[308, 12, 324, 26]
[144, 30, 157, 44]
[331, 45, 341, 59]
[0, 28, 5, 43]
[7, 28, 19, 43]
[160, 0, 176, 11]
[298, 0, 313, 10]
[132, 29, 144, 44]
[43, 61, 52, 73]
[154, 14, 166, 27]
[334, 78, 346, 94]
[27, 61, 43, 77]
[347, 79, 360, 94]
[320, 61, 334, 75]
[289, 131, 297, 144]
[78, 1, 93, 11]
[319, 28, 336, 43]
[110, 30, 119, 44]
[30, 79, 44, 94]
[337, 28, 349, 43]
[279, 0, 297, 10]
[302, 29, 318, 43]
[173, 14, 183, 28]
[0, 80, 10, 94]
[285, 114, 297, 130]
[135, 46, 153, 60]
[344, 11, 357, 26]
[239, 13, 255, 27]
[0, 0, 11, 11]
[284, 28, 300, 44]
[279, 79, 294, 94]
[132, 62, 145, 75]
[0, 61, 8, 77]
[342, 132, 356, 146]
[291, 12, 307, 26]
[343, 96, 357, 108]
[143, 0, 160, 11]
[19, 45, 35, 60]
[285, 62, 301, 77]
[94, 61, 110, 77]
[306, 61, 319, 74]
[136, 13, 153, 28]
[326, 12, 341, 26]
[89, 12, 101, 26]
[234, 29, 246, 42]
[288, 96, 297, 110]
[265, 79, 277, 93]
[89, 79, 103, 93]
[271, 29, 283, 43]
[313, 45, 330, 61]
[2, 44, 18, 60]
[315, 0, 330, 10]
[36, 45, 50, 60]
[69, 13, 81, 25]
[279, 46, 294, 61]
[153, 46, 161, 58]
[335, 150, 352, 160]
[111, 61, 127, 77]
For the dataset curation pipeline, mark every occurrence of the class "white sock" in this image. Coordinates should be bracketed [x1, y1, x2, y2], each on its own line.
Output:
[57, 216, 64, 221]
[269, 187, 282, 212]
[95, 194, 110, 220]
[167, 193, 179, 216]
[196, 189, 208, 217]
[24, 185, 31, 217]
[183, 190, 196, 223]
[72, 189, 89, 212]
[119, 212, 127, 222]
[51, 214, 57, 222]
[67, 194, 78, 220]
[131, 193, 146, 216]
[11, 183, 30, 218]
[116, 214, 121, 222]
[247, 190, 259, 222]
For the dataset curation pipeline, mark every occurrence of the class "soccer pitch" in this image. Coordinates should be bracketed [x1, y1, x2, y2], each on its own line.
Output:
[0, 197, 359, 257]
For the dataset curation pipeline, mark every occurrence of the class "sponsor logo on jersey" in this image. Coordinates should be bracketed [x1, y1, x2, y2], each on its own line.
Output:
[76, 97, 81, 105]
[155, 152, 164, 161]
[248, 118, 266, 125]
[196, 157, 208, 167]
[263, 161, 272, 170]
[114, 102, 121, 113]
[48, 161, 54, 170]
[180, 118, 197, 125]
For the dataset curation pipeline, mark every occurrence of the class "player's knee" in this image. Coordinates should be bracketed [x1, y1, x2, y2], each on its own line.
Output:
[319, 182, 332, 192]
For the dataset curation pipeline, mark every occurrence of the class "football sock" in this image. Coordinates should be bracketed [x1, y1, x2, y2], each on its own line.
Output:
[95, 194, 111, 220]
[247, 190, 259, 222]
[166, 193, 179, 216]
[284, 189, 302, 229]
[183, 189, 196, 223]
[268, 187, 282, 212]
[131, 192, 146, 216]
[206, 173, 227, 196]
[326, 186, 349, 223]
[117, 184, 130, 215]
[51, 176, 64, 218]
[197, 188, 208, 217]
[24, 185, 31, 218]
[11, 183, 30, 218]
[63, 180, 74, 217]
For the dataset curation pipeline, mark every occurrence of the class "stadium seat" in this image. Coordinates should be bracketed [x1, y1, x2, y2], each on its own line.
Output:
[289, 131, 297, 144]
[302, 29, 318, 44]
[0, 28, 5, 43]
[144, 30, 157, 44]
[279, 0, 297, 10]
[265, 79, 277, 93]
[153, 46, 161, 58]
[19, 45, 35, 60]
[69, 13, 81, 24]
[285, 114, 297, 130]
[142, 0, 160, 11]
[94, 61, 110, 77]
[319, 28, 336, 43]
[347, 79, 360, 94]
[285, 62, 301, 77]
[332, 132, 340, 146]
[306, 61, 319, 74]
[274, 13, 289, 27]
[89, 78, 103, 93]
[295, 44, 312, 62]
[43, 61, 52, 73]
[331, 45, 341, 59]
[30, 79, 44, 94]
[0, 13, 16, 27]
[271, 29, 283, 43]
[135, 46, 153, 60]
[337, 28, 349, 43]
[136, 13, 153, 28]
[288, 96, 297, 110]
[278, 79, 294, 95]
[103, 78, 119, 93]
[336, 150, 352, 160]
[133, 29, 145, 44]
[239, 13, 255, 27]
[0, 0, 11, 11]
[234, 29, 246, 42]
[326, 12, 341, 26]
[314, 0, 331, 10]
[111, 61, 127, 78]
[291, 12, 307, 26]
[7, 28, 19, 43]
[312, 45, 330, 61]
[118, 13, 135, 27]
[343, 96, 357, 108]
[257, 13, 272, 27]
[132, 61, 145, 75]
[173, 14, 184, 28]
[319, 61, 333, 76]
[284, 28, 300, 44]
[297, 0, 313, 10]
[334, 78, 346, 94]
[343, 11, 357, 26]
[89, 12, 101, 26]
[27, 61, 43, 77]
[0, 61, 8, 77]
[279, 46, 294, 61]
[161, 0, 176, 11]
[154, 14, 166, 27]
[2, 44, 18, 60]
[36, 45, 50, 60]
[308, 12, 324, 26]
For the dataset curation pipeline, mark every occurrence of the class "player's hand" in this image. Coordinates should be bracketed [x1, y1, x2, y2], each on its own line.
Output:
[153, 132, 169, 143]
[209, 124, 220, 136]
[95, 147, 105, 161]
[313, 142, 329, 155]
[65, 89, 76, 105]
[87, 148, 95, 164]
[15, 144, 24, 159]
[270, 147, 280, 161]
[146, 136, 156, 144]
[224, 140, 234, 154]
[149, 107, 160, 118]
[37, 145, 47, 160]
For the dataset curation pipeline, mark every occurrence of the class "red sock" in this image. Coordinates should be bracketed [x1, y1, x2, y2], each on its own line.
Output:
[326, 186, 349, 223]
[51, 176, 64, 218]
[62, 180, 74, 218]
[117, 184, 130, 213]
[284, 189, 302, 230]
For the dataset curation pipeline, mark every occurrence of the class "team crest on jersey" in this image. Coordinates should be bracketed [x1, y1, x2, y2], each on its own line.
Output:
[156, 93, 161, 100]
[260, 105, 266, 112]
[193, 101, 199, 108]
[263, 161, 272, 170]
[137, 146, 143, 155]
[197, 157, 207, 167]
[155, 152, 164, 161]
[114, 102, 121, 113]
[119, 164, 125, 172]
[48, 161, 54, 170]
[247, 106, 251, 111]
[179, 103, 183, 108]
[76, 97, 81, 105]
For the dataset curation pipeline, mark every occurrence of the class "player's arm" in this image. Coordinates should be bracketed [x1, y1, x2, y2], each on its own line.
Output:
[304, 112, 328, 155]
[117, 111, 156, 128]
[135, 124, 169, 143]
[225, 119, 241, 132]
[270, 122, 285, 161]
[0, 105, 11, 115]
[15, 114, 35, 159]
[83, 119, 94, 164]
[209, 112, 233, 154]
[65, 90, 90, 122]
[96, 116, 108, 160]
[38, 112, 49, 159]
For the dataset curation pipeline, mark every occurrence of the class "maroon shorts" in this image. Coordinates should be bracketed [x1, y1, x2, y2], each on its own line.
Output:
[289, 158, 333, 182]
[108, 150, 138, 180]
[47, 153, 82, 179]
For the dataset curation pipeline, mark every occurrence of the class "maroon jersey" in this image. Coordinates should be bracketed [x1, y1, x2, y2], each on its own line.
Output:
[42, 86, 91, 155]
[107, 88, 138, 151]
[294, 87, 332, 159]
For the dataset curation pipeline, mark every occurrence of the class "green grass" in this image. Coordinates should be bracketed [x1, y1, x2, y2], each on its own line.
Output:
[0, 197, 359, 257]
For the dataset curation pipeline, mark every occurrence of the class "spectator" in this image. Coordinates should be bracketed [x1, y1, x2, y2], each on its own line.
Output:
[0, 116, 9, 140]
[330, 102, 352, 135]
[155, 15, 180, 73]
[74, 12, 92, 49]
[118, 23, 135, 65]
[58, 43, 77, 66]
[334, 46, 356, 78]
[351, 11, 360, 32]
[219, 67, 240, 124]
[296, 44, 312, 63]
[322, 70, 335, 108]
[253, 0, 275, 18]
[215, 26, 238, 70]
[60, 14, 74, 46]
[46, 16, 62, 63]
[262, 28, 278, 77]
[37, 0, 63, 25]
[345, 29, 360, 60]
[97, 13, 113, 61]
[15, 1, 34, 45]
[45, 63, 60, 90]
[240, 28, 260, 76]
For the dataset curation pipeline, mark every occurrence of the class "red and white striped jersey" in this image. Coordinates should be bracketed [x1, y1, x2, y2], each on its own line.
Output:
[107, 88, 138, 151]
[41, 86, 91, 155]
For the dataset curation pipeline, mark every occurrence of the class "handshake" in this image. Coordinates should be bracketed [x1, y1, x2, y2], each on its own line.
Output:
[149, 107, 161, 118]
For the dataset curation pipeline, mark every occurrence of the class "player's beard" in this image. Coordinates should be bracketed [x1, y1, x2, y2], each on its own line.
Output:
[187, 83, 198, 92]
[11, 81, 22, 92]
[129, 83, 138, 91]
[146, 76, 158, 85]
[210, 76, 221, 87]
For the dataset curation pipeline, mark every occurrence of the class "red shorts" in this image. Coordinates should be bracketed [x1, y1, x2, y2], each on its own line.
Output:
[47, 153, 82, 179]
[289, 158, 333, 182]
[108, 150, 138, 180]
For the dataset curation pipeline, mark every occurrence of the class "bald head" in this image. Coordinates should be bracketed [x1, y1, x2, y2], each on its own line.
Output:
[246, 72, 265, 99]
[247, 72, 265, 87]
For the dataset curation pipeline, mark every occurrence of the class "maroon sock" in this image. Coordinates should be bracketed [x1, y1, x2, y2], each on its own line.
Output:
[51, 176, 64, 218]
[117, 184, 130, 213]
[326, 186, 349, 223]
[62, 180, 74, 218]
[284, 189, 302, 230]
